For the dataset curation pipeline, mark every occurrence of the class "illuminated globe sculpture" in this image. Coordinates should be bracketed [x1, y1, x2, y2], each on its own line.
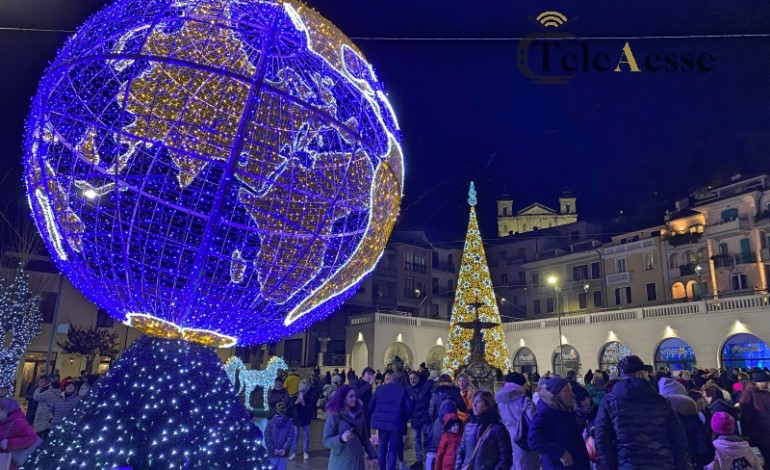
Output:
[24, 0, 403, 347]
[22, 0, 402, 467]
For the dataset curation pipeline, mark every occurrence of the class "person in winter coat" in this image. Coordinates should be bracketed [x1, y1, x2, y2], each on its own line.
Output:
[289, 380, 314, 461]
[427, 378, 462, 470]
[739, 371, 770, 465]
[702, 384, 739, 432]
[706, 412, 762, 470]
[594, 355, 692, 470]
[353, 367, 375, 416]
[528, 377, 590, 470]
[435, 412, 462, 470]
[456, 374, 475, 424]
[454, 390, 512, 470]
[0, 398, 39, 470]
[574, 386, 598, 437]
[407, 370, 433, 470]
[31, 375, 52, 440]
[659, 377, 714, 469]
[324, 385, 378, 470]
[268, 377, 290, 419]
[265, 401, 295, 470]
[369, 370, 414, 470]
[34, 380, 80, 428]
[495, 372, 540, 470]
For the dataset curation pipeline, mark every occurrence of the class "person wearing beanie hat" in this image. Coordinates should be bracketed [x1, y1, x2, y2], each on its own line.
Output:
[289, 380, 315, 460]
[529, 376, 590, 469]
[496, 372, 540, 470]
[739, 371, 770, 465]
[659, 377, 715, 468]
[265, 399, 294, 470]
[594, 356, 691, 470]
[268, 376, 290, 420]
[705, 412, 762, 470]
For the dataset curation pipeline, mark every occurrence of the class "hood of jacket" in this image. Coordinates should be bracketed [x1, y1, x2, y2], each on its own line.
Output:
[434, 383, 461, 394]
[611, 377, 659, 403]
[442, 412, 462, 430]
[713, 435, 753, 456]
[495, 382, 526, 404]
[663, 394, 698, 416]
[271, 414, 291, 427]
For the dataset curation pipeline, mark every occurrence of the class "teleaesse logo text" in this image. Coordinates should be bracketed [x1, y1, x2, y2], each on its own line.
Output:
[518, 11, 715, 84]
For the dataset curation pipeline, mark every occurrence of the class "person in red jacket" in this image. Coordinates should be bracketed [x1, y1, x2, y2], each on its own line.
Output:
[434, 412, 463, 470]
[0, 398, 40, 470]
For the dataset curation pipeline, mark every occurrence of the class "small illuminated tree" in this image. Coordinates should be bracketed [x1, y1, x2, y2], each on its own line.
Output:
[57, 326, 120, 373]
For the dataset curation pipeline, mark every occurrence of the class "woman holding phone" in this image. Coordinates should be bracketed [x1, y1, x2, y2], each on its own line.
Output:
[323, 385, 379, 470]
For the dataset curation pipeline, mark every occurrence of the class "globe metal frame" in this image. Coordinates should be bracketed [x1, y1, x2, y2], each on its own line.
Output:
[24, 0, 403, 346]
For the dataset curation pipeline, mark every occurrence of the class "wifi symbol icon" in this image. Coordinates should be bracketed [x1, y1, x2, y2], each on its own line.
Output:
[536, 11, 568, 29]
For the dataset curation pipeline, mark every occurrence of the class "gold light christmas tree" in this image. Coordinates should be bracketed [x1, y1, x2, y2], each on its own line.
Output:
[442, 182, 512, 374]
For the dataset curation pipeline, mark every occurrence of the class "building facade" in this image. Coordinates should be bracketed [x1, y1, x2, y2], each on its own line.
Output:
[497, 192, 578, 237]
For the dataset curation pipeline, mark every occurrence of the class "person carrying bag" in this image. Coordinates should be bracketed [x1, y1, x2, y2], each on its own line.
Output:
[0, 398, 42, 470]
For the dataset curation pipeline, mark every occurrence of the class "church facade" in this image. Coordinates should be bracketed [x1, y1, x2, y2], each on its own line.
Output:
[497, 192, 578, 237]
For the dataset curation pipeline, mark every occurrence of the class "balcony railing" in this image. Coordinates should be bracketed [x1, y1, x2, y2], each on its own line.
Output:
[606, 272, 631, 286]
[373, 295, 397, 307]
[667, 232, 702, 247]
[712, 254, 734, 269]
[373, 266, 397, 277]
[735, 252, 757, 265]
[403, 289, 424, 299]
[679, 264, 696, 276]
[432, 260, 455, 272]
[704, 217, 751, 238]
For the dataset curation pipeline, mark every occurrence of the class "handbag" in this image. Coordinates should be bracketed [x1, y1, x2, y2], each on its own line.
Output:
[11, 436, 43, 465]
[513, 397, 531, 450]
[461, 424, 492, 470]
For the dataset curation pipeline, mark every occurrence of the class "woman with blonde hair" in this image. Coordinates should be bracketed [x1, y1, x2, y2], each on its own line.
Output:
[455, 373, 475, 424]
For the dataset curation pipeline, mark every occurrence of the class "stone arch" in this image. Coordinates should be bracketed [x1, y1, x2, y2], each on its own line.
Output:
[512, 347, 537, 374]
[552, 345, 580, 376]
[671, 282, 686, 300]
[685, 280, 697, 300]
[598, 341, 631, 375]
[426, 345, 446, 372]
[720, 333, 770, 370]
[351, 341, 369, 373]
[654, 337, 697, 372]
[384, 342, 413, 368]
[669, 253, 679, 270]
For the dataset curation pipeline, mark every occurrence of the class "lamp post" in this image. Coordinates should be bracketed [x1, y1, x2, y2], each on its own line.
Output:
[548, 275, 564, 376]
[583, 283, 590, 313]
[694, 265, 703, 300]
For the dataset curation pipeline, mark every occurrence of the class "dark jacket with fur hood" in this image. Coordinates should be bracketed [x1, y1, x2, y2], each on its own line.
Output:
[663, 393, 714, 469]
[528, 386, 590, 470]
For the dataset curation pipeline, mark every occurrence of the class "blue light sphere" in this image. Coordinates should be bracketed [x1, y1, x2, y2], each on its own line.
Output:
[24, 0, 403, 346]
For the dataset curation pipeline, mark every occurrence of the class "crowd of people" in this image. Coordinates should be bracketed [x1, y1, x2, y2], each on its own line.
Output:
[258, 358, 770, 470]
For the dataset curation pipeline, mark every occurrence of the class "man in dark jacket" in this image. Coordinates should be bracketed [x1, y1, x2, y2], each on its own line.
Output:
[702, 383, 739, 428]
[267, 376, 290, 419]
[354, 367, 375, 413]
[369, 370, 414, 470]
[407, 370, 433, 470]
[594, 355, 692, 470]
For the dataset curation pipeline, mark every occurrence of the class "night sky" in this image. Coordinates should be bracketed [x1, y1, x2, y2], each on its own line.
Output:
[2, 0, 769, 241]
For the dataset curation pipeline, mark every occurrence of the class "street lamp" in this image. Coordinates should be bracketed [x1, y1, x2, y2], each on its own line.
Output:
[583, 283, 590, 313]
[548, 275, 564, 376]
[694, 265, 703, 300]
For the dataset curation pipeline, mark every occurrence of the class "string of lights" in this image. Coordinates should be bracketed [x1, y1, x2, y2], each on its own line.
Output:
[0, 268, 42, 389]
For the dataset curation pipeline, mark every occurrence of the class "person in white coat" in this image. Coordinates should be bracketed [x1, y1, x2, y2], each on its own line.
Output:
[495, 372, 540, 470]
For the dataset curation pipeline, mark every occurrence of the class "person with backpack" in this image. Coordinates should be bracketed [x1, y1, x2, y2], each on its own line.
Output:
[369, 371, 413, 470]
[496, 372, 540, 470]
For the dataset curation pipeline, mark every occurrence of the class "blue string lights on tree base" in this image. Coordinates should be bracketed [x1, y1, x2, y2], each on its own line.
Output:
[24, 335, 268, 469]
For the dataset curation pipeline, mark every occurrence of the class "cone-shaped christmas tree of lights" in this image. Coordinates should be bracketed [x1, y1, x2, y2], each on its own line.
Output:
[24, 336, 268, 469]
[442, 182, 512, 374]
